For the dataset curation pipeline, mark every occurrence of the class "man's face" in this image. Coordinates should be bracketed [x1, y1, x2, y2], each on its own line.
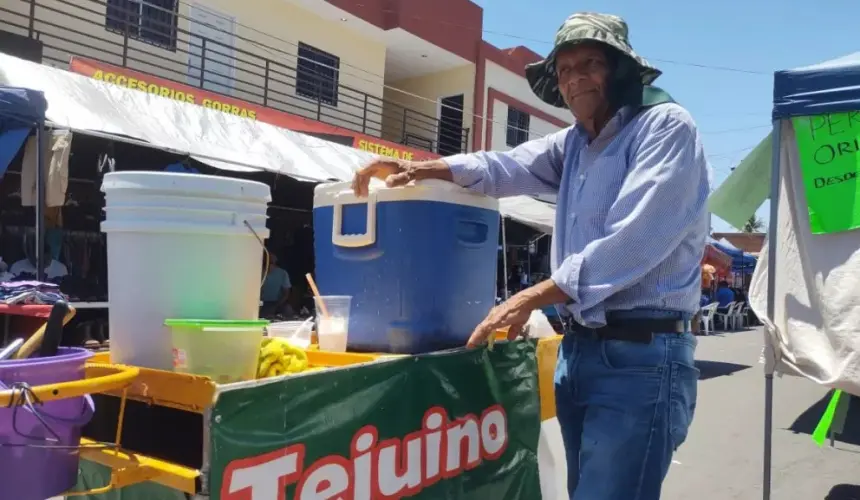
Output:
[555, 44, 611, 120]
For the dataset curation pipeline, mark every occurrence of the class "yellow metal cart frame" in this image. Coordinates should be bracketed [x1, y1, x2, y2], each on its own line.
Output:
[58, 335, 562, 498]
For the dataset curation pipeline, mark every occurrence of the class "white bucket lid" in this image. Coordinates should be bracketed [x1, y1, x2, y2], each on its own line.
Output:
[102, 172, 273, 203]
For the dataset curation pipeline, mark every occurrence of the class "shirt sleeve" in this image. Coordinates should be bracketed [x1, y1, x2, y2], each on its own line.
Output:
[281, 269, 292, 290]
[442, 128, 570, 198]
[551, 109, 709, 324]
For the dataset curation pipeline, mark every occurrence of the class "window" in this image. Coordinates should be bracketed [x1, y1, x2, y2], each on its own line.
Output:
[506, 107, 531, 147]
[404, 134, 433, 152]
[106, 0, 178, 51]
[296, 42, 340, 107]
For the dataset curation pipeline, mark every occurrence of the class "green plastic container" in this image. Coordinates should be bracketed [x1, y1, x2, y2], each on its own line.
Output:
[165, 319, 269, 384]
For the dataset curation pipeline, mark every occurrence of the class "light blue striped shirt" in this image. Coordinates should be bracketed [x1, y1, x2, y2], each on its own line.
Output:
[444, 103, 710, 328]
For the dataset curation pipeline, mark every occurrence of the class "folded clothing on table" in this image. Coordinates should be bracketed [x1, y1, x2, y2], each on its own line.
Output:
[0, 280, 68, 305]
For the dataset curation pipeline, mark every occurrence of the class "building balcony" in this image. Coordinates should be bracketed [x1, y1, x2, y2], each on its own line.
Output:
[0, 0, 470, 155]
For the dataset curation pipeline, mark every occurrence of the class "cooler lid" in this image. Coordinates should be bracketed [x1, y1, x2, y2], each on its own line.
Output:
[313, 179, 499, 212]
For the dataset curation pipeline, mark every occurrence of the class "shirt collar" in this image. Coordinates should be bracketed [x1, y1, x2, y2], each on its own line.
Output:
[573, 105, 637, 148]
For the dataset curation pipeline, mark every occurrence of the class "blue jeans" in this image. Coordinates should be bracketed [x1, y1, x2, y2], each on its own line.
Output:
[554, 312, 699, 500]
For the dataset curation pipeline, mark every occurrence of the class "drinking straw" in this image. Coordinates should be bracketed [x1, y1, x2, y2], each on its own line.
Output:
[305, 273, 330, 318]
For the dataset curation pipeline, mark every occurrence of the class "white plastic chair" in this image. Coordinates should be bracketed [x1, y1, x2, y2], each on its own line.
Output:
[699, 302, 719, 335]
[715, 302, 737, 330]
[733, 303, 749, 329]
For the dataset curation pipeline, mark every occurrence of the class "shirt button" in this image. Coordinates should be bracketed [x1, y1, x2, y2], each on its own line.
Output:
[579, 174, 586, 181]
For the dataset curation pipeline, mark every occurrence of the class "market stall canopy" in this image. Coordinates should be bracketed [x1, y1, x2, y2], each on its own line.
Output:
[744, 51, 860, 395]
[772, 51, 860, 119]
[0, 86, 46, 127]
[0, 53, 373, 181]
[0, 86, 47, 179]
[707, 236, 757, 273]
[499, 196, 555, 234]
[0, 54, 560, 236]
[701, 243, 731, 276]
[708, 52, 860, 229]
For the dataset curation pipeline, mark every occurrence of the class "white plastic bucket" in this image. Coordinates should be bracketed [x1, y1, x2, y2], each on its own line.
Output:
[101, 172, 271, 370]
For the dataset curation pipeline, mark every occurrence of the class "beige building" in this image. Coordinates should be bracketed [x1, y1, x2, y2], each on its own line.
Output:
[0, 0, 572, 157]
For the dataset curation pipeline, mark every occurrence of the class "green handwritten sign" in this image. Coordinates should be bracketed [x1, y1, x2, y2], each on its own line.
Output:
[793, 111, 860, 234]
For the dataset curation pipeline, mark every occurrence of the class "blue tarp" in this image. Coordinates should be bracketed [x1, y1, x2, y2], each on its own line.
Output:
[0, 86, 47, 126]
[709, 238, 757, 273]
[0, 86, 47, 179]
[773, 52, 860, 119]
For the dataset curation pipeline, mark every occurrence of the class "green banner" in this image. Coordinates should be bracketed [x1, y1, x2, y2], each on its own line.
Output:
[69, 460, 187, 499]
[210, 340, 542, 500]
[793, 112, 860, 234]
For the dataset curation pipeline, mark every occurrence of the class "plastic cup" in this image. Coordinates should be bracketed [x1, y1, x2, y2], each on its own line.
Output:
[314, 296, 351, 352]
[267, 319, 314, 349]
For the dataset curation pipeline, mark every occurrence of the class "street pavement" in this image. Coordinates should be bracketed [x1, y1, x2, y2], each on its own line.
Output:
[663, 327, 860, 500]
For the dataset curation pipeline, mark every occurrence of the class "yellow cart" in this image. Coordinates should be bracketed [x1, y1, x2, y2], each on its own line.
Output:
[56, 335, 562, 499]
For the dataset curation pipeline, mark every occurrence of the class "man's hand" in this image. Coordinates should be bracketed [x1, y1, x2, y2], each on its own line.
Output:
[466, 296, 533, 348]
[466, 280, 571, 348]
[351, 159, 404, 197]
[351, 159, 454, 197]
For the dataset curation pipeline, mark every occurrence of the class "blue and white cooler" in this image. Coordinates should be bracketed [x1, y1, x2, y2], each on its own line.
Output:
[313, 179, 500, 354]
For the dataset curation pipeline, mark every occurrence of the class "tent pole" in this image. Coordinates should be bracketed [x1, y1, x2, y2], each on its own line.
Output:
[34, 122, 46, 282]
[501, 217, 509, 299]
[763, 120, 782, 500]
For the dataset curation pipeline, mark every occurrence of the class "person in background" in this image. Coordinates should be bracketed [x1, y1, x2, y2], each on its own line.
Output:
[518, 266, 530, 291]
[716, 280, 735, 312]
[10, 241, 68, 283]
[352, 12, 707, 499]
[260, 253, 292, 317]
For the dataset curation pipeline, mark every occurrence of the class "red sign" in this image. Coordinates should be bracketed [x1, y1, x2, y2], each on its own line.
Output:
[68, 57, 439, 161]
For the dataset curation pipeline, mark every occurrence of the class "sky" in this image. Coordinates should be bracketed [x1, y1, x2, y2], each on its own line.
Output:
[471, 0, 856, 232]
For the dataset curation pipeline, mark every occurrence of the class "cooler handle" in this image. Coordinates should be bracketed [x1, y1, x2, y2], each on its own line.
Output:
[332, 191, 377, 248]
[456, 220, 490, 246]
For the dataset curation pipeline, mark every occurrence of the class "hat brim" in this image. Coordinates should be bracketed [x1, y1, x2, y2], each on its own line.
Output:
[526, 38, 662, 108]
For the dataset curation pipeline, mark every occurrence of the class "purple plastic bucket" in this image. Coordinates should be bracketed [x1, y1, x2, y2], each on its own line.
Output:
[0, 347, 94, 500]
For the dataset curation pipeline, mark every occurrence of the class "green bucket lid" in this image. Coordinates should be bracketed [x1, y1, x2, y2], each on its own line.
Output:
[164, 319, 270, 328]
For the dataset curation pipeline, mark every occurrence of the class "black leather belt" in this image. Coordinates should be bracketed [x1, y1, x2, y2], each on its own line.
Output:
[566, 317, 688, 344]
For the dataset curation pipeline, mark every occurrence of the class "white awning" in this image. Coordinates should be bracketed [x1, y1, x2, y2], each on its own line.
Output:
[0, 53, 374, 181]
[0, 53, 557, 232]
[499, 196, 555, 234]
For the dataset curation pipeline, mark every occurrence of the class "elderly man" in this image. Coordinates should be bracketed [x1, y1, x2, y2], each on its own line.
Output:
[352, 12, 708, 499]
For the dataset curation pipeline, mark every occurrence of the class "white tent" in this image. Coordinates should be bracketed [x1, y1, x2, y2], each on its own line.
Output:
[0, 53, 555, 233]
[499, 196, 556, 234]
[0, 53, 373, 181]
[708, 52, 860, 500]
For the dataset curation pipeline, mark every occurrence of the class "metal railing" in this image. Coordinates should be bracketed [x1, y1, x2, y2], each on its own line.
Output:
[0, 0, 470, 155]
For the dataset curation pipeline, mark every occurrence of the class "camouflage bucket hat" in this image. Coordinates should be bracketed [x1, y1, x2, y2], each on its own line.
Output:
[526, 12, 662, 108]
